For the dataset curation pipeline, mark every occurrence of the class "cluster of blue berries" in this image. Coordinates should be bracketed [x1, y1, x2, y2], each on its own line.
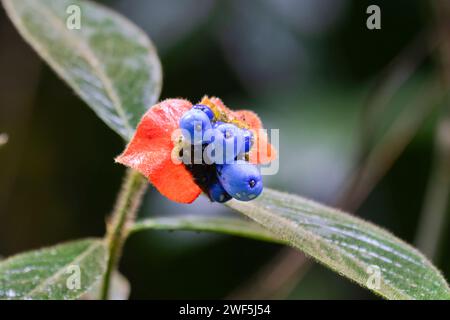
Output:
[179, 104, 263, 203]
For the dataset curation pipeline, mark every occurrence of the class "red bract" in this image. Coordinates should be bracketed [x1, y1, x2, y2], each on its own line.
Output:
[204, 97, 276, 164]
[116, 97, 277, 203]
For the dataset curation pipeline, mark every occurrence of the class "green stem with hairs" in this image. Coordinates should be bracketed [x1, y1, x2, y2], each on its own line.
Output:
[99, 169, 147, 299]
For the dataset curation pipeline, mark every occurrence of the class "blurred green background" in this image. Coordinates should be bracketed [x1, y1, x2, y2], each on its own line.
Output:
[0, 0, 448, 299]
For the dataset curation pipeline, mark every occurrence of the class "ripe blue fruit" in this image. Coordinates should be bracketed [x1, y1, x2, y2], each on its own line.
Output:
[206, 123, 243, 164]
[216, 160, 263, 201]
[208, 180, 232, 203]
[179, 109, 212, 144]
[213, 121, 225, 128]
[192, 104, 214, 120]
[240, 129, 253, 153]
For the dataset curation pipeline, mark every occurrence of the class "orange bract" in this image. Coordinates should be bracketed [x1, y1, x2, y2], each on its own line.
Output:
[203, 97, 277, 164]
[115, 99, 201, 203]
[116, 97, 276, 204]
[233, 109, 277, 164]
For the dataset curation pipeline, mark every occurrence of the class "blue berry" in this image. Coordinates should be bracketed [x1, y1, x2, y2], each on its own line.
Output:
[216, 160, 263, 201]
[179, 109, 212, 144]
[207, 123, 243, 164]
[240, 129, 253, 153]
[208, 180, 232, 203]
[213, 121, 225, 128]
[192, 104, 214, 120]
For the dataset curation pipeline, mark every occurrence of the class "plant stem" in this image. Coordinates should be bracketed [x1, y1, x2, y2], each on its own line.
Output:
[99, 169, 147, 299]
[415, 0, 450, 261]
[415, 115, 450, 260]
[336, 79, 442, 212]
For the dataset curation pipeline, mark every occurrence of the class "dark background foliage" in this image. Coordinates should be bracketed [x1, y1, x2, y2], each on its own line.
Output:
[0, 0, 448, 298]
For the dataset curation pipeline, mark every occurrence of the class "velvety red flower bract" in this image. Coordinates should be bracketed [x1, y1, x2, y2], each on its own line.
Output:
[116, 96, 276, 204]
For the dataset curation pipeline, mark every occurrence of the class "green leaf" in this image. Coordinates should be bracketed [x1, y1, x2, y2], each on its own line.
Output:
[2, 0, 162, 140]
[82, 271, 129, 300]
[226, 188, 450, 300]
[129, 215, 284, 244]
[0, 238, 107, 300]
